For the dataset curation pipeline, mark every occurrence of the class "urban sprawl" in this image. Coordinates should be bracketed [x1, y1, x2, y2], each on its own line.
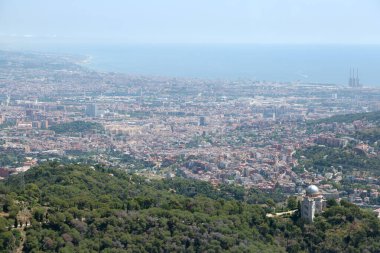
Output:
[1, 51, 380, 212]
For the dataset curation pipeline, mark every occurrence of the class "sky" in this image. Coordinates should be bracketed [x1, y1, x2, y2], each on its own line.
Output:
[0, 0, 380, 44]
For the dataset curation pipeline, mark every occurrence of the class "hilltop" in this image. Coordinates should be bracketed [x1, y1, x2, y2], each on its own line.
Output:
[1, 164, 380, 252]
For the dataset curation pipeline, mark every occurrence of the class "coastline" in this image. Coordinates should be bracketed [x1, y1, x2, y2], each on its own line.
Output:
[1, 44, 380, 86]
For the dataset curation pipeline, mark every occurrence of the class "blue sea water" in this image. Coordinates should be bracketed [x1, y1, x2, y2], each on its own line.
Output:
[3, 43, 380, 86]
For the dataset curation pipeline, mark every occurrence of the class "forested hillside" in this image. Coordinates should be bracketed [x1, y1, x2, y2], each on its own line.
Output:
[310, 111, 380, 125]
[1, 163, 380, 252]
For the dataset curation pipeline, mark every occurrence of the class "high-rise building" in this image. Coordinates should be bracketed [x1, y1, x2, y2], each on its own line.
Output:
[348, 68, 362, 88]
[26, 109, 36, 120]
[349, 68, 354, 87]
[86, 104, 98, 117]
[32, 121, 41, 129]
[198, 116, 206, 126]
[41, 120, 49, 129]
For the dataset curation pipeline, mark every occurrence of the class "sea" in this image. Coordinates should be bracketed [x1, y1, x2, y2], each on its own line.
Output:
[2, 43, 380, 86]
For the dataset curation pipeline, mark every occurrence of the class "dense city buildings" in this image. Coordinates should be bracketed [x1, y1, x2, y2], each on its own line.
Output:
[1, 51, 380, 211]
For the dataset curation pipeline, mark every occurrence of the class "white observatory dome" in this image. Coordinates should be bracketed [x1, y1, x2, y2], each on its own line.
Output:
[306, 185, 319, 196]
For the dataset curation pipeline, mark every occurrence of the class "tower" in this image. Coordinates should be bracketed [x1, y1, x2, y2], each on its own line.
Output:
[348, 68, 353, 87]
[301, 185, 325, 223]
[348, 68, 361, 88]
[356, 68, 360, 87]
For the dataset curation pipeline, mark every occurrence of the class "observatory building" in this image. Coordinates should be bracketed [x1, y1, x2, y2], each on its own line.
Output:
[301, 185, 326, 223]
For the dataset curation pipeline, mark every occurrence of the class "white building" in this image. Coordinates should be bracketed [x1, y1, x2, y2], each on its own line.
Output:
[301, 185, 325, 223]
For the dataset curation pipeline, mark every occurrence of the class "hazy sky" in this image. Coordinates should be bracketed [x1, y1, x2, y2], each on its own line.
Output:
[1, 0, 380, 44]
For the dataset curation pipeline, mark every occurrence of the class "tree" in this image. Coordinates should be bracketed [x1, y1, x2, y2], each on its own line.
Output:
[287, 196, 298, 210]
[326, 198, 338, 208]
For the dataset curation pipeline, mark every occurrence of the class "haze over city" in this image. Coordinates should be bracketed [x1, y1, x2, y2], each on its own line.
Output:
[1, 1, 380, 252]
[1, 0, 380, 44]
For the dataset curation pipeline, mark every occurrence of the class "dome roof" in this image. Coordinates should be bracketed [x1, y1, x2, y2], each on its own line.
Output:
[306, 185, 319, 195]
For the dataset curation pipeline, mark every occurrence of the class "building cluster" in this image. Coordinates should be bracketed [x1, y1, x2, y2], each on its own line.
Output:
[1, 51, 380, 215]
